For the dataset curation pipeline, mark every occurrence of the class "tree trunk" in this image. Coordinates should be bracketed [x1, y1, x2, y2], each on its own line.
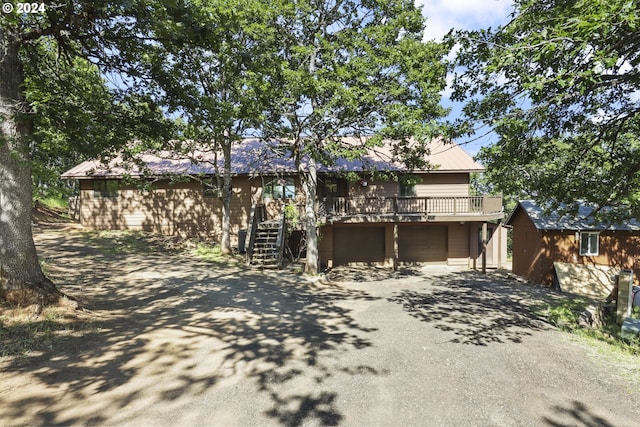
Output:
[300, 158, 319, 274]
[0, 29, 61, 305]
[220, 141, 232, 254]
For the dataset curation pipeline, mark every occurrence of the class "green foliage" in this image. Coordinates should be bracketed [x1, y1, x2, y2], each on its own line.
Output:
[534, 296, 592, 331]
[533, 295, 640, 357]
[193, 243, 225, 262]
[451, 0, 640, 218]
[263, 0, 451, 167]
[283, 203, 301, 230]
[3, 2, 177, 200]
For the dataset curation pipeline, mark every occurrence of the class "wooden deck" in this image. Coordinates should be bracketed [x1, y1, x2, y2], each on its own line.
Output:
[318, 196, 504, 222]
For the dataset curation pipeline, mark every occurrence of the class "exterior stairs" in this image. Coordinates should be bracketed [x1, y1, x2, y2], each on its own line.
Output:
[246, 207, 286, 268]
[250, 220, 282, 267]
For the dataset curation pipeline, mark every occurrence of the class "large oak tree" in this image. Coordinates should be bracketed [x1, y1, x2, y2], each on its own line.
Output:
[263, 0, 451, 273]
[0, 2, 169, 303]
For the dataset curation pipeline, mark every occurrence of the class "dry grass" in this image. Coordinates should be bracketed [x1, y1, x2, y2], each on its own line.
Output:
[0, 298, 98, 358]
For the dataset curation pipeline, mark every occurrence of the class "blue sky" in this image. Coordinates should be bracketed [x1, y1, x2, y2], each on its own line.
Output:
[416, 0, 515, 155]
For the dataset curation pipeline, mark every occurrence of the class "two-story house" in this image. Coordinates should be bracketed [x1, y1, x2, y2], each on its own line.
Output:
[61, 138, 506, 269]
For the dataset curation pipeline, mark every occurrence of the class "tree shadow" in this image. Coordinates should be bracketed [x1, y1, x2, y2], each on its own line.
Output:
[389, 271, 552, 346]
[544, 400, 615, 427]
[2, 231, 380, 426]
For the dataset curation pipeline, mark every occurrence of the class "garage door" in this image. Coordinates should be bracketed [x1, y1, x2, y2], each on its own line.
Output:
[334, 227, 385, 265]
[398, 225, 447, 263]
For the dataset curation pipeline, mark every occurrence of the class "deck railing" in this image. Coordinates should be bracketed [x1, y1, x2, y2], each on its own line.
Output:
[318, 196, 503, 217]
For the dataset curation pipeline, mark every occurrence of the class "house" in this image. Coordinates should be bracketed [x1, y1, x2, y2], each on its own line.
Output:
[506, 200, 640, 292]
[61, 138, 506, 269]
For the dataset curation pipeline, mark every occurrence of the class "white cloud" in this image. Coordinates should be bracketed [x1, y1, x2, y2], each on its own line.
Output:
[417, 0, 514, 41]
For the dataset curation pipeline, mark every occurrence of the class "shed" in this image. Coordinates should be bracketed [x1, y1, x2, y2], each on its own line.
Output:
[506, 200, 640, 293]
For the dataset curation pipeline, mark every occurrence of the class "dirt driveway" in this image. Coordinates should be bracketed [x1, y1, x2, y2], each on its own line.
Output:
[2, 229, 640, 426]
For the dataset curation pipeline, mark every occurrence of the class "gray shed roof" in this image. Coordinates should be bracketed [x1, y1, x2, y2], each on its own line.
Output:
[506, 200, 640, 231]
[61, 137, 484, 179]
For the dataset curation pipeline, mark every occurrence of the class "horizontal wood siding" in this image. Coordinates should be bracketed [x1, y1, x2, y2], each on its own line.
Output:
[415, 173, 469, 198]
[398, 225, 447, 263]
[348, 180, 398, 198]
[345, 173, 470, 199]
[79, 177, 255, 244]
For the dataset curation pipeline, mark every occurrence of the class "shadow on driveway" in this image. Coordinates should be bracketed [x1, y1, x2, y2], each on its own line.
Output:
[389, 271, 552, 346]
[2, 232, 380, 426]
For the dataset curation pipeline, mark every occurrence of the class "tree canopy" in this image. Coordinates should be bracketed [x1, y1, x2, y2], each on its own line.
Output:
[451, 0, 640, 219]
[139, 0, 280, 253]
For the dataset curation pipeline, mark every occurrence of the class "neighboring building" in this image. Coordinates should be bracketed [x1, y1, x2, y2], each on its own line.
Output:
[506, 200, 640, 286]
[62, 138, 506, 269]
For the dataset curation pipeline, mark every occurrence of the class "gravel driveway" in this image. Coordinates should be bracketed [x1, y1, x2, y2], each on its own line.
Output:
[2, 230, 640, 426]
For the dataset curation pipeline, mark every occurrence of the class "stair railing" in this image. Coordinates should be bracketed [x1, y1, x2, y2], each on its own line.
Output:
[246, 203, 259, 265]
[275, 212, 287, 268]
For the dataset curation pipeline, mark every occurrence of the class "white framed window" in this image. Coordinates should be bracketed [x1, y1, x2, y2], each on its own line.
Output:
[263, 177, 295, 199]
[579, 231, 599, 256]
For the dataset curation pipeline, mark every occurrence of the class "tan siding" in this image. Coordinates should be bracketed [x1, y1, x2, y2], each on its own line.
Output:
[348, 180, 398, 197]
[79, 177, 256, 244]
[415, 173, 469, 197]
[345, 173, 471, 198]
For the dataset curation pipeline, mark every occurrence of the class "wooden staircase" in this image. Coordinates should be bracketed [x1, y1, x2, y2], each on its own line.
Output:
[246, 205, 286, 268]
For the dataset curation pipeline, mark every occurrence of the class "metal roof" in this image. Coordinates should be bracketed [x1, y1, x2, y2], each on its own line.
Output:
[506, 200, 640, 231]
[61, 138, 484, 179]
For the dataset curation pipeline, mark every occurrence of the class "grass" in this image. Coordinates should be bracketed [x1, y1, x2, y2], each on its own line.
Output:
[0, 302, 98, 358]
[37, 197, 68, 210]
[533, 294, 640, 356]
[193, 242, 244, 266]
[193, 242, 224, 262]
[531, 293, 640, 384]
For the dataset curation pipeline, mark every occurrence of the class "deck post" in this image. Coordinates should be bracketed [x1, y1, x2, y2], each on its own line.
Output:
[393, 223, 399, 271]
[481, 222, 487, 274]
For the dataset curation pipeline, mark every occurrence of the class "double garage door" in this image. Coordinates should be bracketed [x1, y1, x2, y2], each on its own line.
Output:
[333, 225, 448, 265]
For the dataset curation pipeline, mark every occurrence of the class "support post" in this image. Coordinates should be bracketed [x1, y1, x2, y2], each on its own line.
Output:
[616, 270, 634, 324]
[481, 222, 487, 274]
[497, 224, 503, 269]
[393, 223, 399, 271]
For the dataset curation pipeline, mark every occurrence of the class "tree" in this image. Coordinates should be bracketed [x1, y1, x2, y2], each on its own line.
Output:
[263, 0, 450, 273]
[451, 0, 640, 219]
[142, 0, 279, 254]
[0, 3, 170, 304]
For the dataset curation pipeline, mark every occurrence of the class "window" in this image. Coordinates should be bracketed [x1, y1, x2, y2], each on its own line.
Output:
[399, 175, 421, 197]
[263, 177, 295, 199]
[579, 231, 599, 256]
[399, 182, 416, 197]
[93, 180, 119, 198]
[203, 179, 223, 198]
[325, 180, 338, 196]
